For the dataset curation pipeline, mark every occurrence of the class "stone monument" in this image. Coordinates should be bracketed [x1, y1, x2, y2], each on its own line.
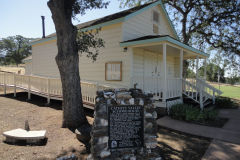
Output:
[88, 88, 161, 160]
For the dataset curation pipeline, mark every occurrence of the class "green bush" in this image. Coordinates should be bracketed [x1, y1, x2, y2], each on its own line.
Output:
[169, 104, 188, 120]
[185, 106, 200, 122]
[215, 96, 235, 108]
[170, 104, 218, 123]
[204, 108, 218, 121]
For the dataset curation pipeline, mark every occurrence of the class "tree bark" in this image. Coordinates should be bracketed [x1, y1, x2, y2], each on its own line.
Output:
[48, 0, 89, 129]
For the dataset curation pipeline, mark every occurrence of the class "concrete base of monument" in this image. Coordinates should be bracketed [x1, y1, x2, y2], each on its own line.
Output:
[3, 128, 46, 145]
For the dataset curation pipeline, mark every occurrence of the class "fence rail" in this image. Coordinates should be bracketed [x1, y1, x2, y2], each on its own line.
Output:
[132, 76, 182, 100]
[0, 71, 114, 108]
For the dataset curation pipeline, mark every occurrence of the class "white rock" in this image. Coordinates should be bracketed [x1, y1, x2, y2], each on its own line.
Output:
[96, 98, 100, 102]
[130, 156, 136, 160]
[120, 100, 126, 105]
[145, 142, 158, 148]
[129, 98, 135, 105]
[100, 150, 111, 158]
[100, 119, 108, 126]
[152, 111, 158, 119]
[86, 154, 93, 160]
[139, 99, 144, 105]
[145, 122, 153, 129]
[98, 136, 108, 144]
[145, 112, 152, 118]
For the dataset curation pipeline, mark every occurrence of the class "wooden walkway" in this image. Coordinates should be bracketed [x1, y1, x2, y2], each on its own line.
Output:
[0, 71, 114, 109]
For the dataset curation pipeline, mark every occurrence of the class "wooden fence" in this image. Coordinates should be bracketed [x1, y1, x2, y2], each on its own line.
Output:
[0, 71, 115, 109]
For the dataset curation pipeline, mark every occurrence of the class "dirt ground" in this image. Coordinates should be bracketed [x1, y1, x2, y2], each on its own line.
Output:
[0, 89, 93, 160]
[0, 87, 210, 160]
[0, 66, 25, 75]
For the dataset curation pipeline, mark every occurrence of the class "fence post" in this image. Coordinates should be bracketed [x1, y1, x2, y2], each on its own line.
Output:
[200, 89, 203, 110]
[27, 76, 31, 100]
[4, 72, 6, 95]
[47, 78, 50, 104]
[14, 73, 16, 97]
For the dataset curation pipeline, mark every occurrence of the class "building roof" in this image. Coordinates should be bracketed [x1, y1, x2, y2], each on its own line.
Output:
[32, 1, 155, 41]
[31, 0, 179, 45]
[120, 35, 209, 57]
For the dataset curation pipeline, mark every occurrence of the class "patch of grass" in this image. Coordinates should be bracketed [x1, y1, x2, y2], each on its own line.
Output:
[211, 84, 240, 100]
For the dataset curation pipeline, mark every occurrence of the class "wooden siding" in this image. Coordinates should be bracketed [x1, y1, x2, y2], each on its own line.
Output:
[32, 23, 131, 88]
[79, 24, 131, 88]
[24, 62, 32, 76]
[32, 41, 60, 78]
[122, 5, 176, 41]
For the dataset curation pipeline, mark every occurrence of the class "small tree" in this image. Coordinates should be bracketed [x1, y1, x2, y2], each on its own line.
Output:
[0, 35, 32, 66]
[47, 0, 108, 129]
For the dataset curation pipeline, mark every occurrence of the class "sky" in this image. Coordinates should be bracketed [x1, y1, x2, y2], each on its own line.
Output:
[0, 0, 124, 38]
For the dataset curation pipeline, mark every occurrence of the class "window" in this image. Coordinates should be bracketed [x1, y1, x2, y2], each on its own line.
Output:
[153, 11, 159, 23]
[152, 11, 160, 34]
[153, 24, 159, 34]
[105, 62, 122, 81]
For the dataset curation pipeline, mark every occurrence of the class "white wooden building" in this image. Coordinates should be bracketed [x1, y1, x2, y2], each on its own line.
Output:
[0, 0, 221, 109]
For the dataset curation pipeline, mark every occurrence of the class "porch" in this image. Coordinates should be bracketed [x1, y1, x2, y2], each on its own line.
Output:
[121, 35, 222, 108]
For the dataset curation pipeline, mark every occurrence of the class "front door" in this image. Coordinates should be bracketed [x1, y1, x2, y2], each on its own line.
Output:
[143, 52, 159, 94]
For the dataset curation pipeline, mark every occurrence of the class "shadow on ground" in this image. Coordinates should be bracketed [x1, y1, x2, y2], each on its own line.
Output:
[3, 138, 48, 146]
[157, 127, 211, 160]
[0, 91, 94, 118]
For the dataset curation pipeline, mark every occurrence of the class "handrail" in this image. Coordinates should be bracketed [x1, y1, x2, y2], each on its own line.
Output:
[183, 78, 222, 109]
[0, 71, 121, 107]
[196, 78, 222, 95]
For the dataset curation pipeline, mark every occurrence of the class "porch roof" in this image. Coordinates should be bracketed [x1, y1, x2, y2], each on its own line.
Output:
[120, 35, 209, 58]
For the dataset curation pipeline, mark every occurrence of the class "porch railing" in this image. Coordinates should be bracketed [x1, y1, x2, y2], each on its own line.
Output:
[132, 76, 182, 100]
[182, 78, 222, 109]
[0, 71, 114, 107]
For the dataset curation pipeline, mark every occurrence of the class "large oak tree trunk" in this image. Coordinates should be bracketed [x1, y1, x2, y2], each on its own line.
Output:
[48, 0, 89, 129]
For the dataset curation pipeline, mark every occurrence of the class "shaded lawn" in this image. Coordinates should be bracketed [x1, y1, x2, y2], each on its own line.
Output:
[211, 84, 240, 100]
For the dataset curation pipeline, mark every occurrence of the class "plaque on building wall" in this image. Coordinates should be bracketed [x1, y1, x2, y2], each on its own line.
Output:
[108, 105, 144, 149]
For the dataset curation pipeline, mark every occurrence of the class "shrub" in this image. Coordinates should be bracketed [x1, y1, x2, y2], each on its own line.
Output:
[215, 96, 235, 108]
[169, 104, 188, 120]
[204, 108, 218, 121]
[185, 106, 200, 122]
[170, 104, 218, 123]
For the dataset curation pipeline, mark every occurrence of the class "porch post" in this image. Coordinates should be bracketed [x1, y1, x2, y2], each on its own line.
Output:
[180, 49, 183, 98]
[204, 58, 207, 80]
[196, 56, 199, 79]
[163, 43, 167, 102]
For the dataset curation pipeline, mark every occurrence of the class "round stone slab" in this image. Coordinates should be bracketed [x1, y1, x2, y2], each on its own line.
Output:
[3, 128, 46, 140]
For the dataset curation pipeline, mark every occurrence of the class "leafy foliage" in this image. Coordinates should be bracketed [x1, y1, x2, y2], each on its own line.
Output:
[0, 35, 32, 66]
[76, 29, 105, 61]
[169, 104, 218, 124]
[198, 63, 225, 82]
[72, 0, 109, 17]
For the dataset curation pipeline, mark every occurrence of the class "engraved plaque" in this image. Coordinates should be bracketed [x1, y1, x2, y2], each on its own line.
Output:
[108, 105, 144, 149]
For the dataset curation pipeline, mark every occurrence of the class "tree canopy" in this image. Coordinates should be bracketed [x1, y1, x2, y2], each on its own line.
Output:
[119, 0, 240, 58]
[0, 35, 32, 66]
